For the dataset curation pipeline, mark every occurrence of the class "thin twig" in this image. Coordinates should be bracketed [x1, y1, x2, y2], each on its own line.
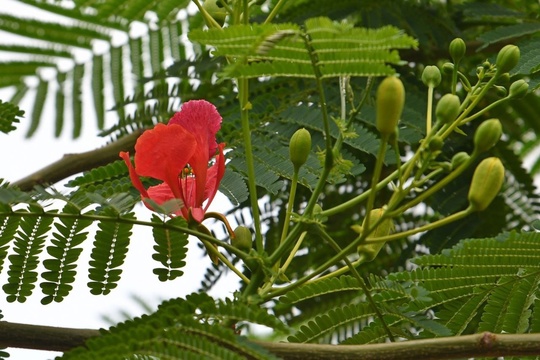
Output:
[12, 130, 143, 191]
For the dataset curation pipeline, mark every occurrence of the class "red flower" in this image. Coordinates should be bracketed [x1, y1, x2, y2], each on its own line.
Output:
[120, 100, 226, 223]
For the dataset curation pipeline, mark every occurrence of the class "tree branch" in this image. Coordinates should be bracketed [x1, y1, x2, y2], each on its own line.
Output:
[0, 321, 99, 352]
[12, 130, 143, 191]
[2, 320, 540, 359]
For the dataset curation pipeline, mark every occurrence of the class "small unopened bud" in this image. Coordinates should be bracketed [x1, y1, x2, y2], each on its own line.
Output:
[451, 151, 470, 170]
[494, 85, 508, 97]
[496, 45, 520, 75]
[508, 79, 529, 98]
[376, 76, 405, 136]
[203, 0, 227, 26]
[429, 136, 443, 152]
[435, 94, 461, 124]
[498, 73, 510, 85]
[422, 66, 442, 88]
[232, 226, 252, 252]
[468, 157, 505, 211]
[473, 118, 502, 154]
[356, 208, 394, 262]
[449, 38, 466, 64]
[442, 62, 454, 74]
[289, 128, 311, 170]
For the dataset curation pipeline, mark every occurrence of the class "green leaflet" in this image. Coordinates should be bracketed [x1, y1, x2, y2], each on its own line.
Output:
[3, 204, 54, 303]
[25, 77, 48, 138]
[477, 23, 540, 51]
[61, 293, 287, 359]
[391, 231, 540, 335]
[0, 100, 23, 134]
[513, 37, 540, 76]
[189, 17, 417, 80]
[40, 204, 93, 304]
[151, 215, 189, 281]
[88, 209, 134, 295]
[91, 54, 105, 131]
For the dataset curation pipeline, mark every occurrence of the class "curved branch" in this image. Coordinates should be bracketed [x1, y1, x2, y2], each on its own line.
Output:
[2, 321, 540, 360]
[12, 130, 143, 191]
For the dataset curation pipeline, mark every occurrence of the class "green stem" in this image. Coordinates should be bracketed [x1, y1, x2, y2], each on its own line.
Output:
[365, 207, 474, 244]
[279, 169, 299, 245]
[440, 75, 499, 140]
[266, 31, 334, 267]
[312, 257, 364, 282]
[426, 85, 434, 133]
[266, 206, 475, 302]
[260, 231, 307, 295]
[264, 0, 287, 24]
[320, 165, 398, 217]
[386, 152, 477, 217]
[451, 60, 460, 95]
[238, 78, 263, 253]
[313, 225, 395, 342]
[273, 168, 299, 272]
[458, 96, 511, 126]
[267, 220, 306, 268]
[191, 0, 223, 29]
[0, 209, 248, 260]
[362, 135, 388, 238]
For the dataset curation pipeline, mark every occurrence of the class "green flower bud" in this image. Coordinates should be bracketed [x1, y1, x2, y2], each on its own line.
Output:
[356, 208, 394, 262]
[449, 38, 466, 63]
[232, 226, 252, 252]
[508, 79, 529, 98]
[468, 157, 505, 211]
[473, 118, 502, 154]
[496, 45, 520, 75]
[429, 135, 444, 152]
[289, 128, 312, 170]
[494, 85, 508, 97]
[440, 162, 452, 172]
[376, 76, 405, 136]
[422, 66, 442, 88]
[498, 73, 510, 85]
[451, 151, 470, 170]
[203, 0, 227, 26]
[435, 94, 461, 124]
[442, 62, 454, 74]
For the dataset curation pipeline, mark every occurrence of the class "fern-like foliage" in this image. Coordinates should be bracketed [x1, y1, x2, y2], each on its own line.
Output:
[276, 231, 540, 347]
[477, 23, 540, 50]
[0, 100, 23, 134]
[280, 273, 449, 345]
[189, 17, 417, 80]
[60, 292, 289, 360]
[151, 215, 189, 281]
[0, 1, 191, 138]
[0, 187, 197, 302]
[87, 208, 134, 296]
[40, 204, 93, 304]
[391, 231, 540, 336]
[2, 204, 54, 302]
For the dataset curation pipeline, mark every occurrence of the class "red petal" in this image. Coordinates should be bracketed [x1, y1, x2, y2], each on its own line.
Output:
[120, 151, 149, 198]
[203, 143, 226, 212]
[147, 183, 187, 218]
[169, 100, 222, 159]
[134, 123, 196, 200]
